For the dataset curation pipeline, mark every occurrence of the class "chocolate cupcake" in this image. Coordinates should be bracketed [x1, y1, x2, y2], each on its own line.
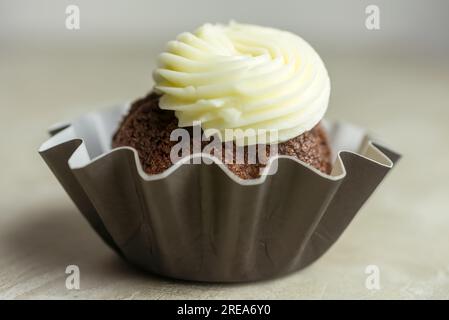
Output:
[39, 22, 399, 282]
[113, 22, 332, 179]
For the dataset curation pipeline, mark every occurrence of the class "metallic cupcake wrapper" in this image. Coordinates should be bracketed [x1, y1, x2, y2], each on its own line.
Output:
[39, 103, 400, 282]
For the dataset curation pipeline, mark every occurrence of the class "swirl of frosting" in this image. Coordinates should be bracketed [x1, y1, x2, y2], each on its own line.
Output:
[153, 22, 330, 145]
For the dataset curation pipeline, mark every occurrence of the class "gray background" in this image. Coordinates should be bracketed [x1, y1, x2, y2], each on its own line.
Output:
[2, 0, 449, 55]
[0, 0, 448, 299]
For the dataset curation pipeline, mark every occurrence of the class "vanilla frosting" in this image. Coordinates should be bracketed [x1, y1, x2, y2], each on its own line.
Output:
[153, 22, 330, 145]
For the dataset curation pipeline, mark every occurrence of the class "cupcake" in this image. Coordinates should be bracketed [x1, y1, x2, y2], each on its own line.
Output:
[39, 22, 399, 282]
[113, 22, 332, 179]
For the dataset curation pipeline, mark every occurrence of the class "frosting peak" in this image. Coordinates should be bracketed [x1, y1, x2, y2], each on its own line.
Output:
[153, 22, 330, 145]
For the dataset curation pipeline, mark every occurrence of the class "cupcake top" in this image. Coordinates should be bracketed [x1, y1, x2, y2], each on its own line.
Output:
[153, 22, 330, 145]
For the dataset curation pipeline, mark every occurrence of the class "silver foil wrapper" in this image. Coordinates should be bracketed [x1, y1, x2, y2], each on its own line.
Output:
[39, 103, 400, 282]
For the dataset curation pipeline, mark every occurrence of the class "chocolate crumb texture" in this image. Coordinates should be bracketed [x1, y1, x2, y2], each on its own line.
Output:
[112, 93, 333, 179]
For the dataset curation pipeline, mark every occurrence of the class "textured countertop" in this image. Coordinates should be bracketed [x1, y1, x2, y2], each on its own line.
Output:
[1, 48, 448, 299]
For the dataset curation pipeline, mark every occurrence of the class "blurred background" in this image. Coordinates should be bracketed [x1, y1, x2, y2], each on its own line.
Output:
[0, 0, 448, 299]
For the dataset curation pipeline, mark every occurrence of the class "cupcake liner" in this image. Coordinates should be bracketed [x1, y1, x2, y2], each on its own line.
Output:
[39, 103, 400, 282]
